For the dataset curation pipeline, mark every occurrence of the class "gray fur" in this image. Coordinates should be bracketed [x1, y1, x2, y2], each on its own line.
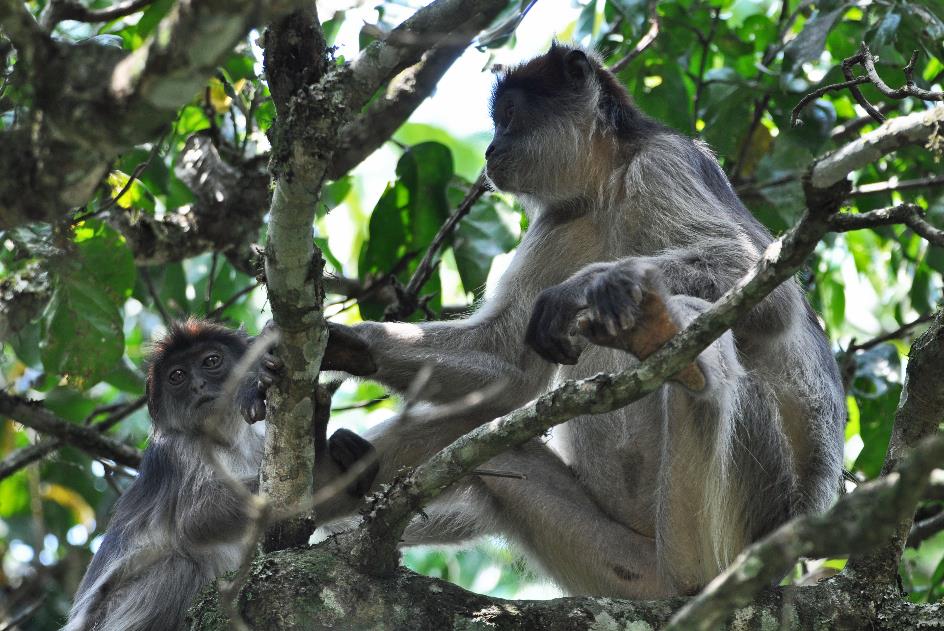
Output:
[315, 44, 845, 597]
[65, 331, 265, 631]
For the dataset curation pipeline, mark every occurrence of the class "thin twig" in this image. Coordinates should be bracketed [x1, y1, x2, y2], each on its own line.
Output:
[205, 252, 219, 315]
[792, 77, 871, 127]
[197, 328, 279, 631]
[690, 6, 721, 132]
[859, 45, 944, 102]
[850, 174, 944, 197]
[384, 174, 488, 321]
[472, 468, 527, 480]
[140, 268, 173, 324]
[607, 0, 661, 73]
[0, 594, 46, 631]
[331, 396, 390, 412]
[829, 203, 944, 247]
[842, 52, 886, 124]
[72, 132, 167, 225]
[207, 282, 261, 321]
[847, 313, 935, 354]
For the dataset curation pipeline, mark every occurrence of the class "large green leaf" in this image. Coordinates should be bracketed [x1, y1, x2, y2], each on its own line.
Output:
[453, 192, 517, 296]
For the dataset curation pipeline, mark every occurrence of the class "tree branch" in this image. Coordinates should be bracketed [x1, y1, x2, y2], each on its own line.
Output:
[829, 203, 944, 247]
[345, 0, 509, 111]
[258, 5, 330, 552]
[810, 105, 944, 189]
[847, 309, 944, 581]
[850, 173, 944, 197]
[42, 0, 154, 27]
[328, 44, 466, 180]
[908, 508, 944, 548]
[607, 0, 661, 73]
[0, 393, 142, 469]
[0, 0, 309, 228]
[859, 45, 944, 103]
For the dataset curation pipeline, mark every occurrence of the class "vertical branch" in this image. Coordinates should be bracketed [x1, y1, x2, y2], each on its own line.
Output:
[846, 310, 944, 582]
[259, 4, 334, 552]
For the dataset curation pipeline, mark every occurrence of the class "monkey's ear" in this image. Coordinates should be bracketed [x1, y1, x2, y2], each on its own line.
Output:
[564, 49, 592, 84]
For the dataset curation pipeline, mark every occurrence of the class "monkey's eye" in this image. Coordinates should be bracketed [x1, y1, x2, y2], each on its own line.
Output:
[168, 369, 186, 385]
[203, 354, 222, 368]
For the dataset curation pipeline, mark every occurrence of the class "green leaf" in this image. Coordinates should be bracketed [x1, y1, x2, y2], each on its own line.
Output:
[41, 273, 124, 388]
[453, 193, 516, 296]
[72, 220, 136, 306]
[782, 7, 848, 84]
[136, 0, 175, 40]
[854, 381, 901, 478]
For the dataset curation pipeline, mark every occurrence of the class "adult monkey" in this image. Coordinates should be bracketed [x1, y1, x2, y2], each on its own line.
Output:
[316, 44, 844, 597]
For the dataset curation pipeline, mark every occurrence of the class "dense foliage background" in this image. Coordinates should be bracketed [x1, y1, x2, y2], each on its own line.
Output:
[1, 0, 942, 627]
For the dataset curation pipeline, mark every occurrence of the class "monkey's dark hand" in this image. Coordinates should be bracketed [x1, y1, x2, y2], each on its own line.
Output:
[525, 281, 588, 365]
[323, 323, 377, 376]
[240, 328, 284, 424]
[574, 262, 650, 348]
[328, 429, 379, 497]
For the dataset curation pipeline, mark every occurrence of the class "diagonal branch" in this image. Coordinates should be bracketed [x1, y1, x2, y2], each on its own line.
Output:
[0, 393, 142, 468]
[607, 0, 661, 73]
[664, 433, 944, 631]
[328, 44, 466, 180]
[810, 105, 944, 189]
[345, 0, 509, 111]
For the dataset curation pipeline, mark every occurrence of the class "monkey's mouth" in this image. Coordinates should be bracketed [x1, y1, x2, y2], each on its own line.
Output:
[195, 395, 216, 410]
[485, 155, 513, 191]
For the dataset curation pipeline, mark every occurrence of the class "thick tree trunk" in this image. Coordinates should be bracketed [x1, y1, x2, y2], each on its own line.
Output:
[187, 543, 943, 631]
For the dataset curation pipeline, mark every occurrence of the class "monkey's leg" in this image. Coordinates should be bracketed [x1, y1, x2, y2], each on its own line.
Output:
[457, 439, 672, 599]
[655, 295, 794, 594]
[315, 401, 509, 524]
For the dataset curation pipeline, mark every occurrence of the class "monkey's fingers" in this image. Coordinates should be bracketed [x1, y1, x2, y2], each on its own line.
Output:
[576, 292, 706, 392]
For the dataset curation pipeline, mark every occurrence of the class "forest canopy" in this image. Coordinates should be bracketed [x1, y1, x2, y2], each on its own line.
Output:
[0, 0, 943, 629]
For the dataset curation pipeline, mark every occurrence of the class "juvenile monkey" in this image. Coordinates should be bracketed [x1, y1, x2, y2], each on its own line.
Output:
[317, 44, 845, 597]
[66, 319, 374, 631]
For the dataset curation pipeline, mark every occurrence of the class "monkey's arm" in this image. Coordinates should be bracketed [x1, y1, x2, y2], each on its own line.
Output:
[176, 476, 256, 545]
[354, 317, 556, 412]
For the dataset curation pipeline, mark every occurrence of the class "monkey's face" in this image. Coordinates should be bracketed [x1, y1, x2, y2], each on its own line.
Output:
[486, 46, 606, 202]
[154, 341, 242, 430]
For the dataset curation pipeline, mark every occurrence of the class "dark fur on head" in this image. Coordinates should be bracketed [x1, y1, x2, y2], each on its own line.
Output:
[145, 318, 249, 422]
[490, 42, 655, 140]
